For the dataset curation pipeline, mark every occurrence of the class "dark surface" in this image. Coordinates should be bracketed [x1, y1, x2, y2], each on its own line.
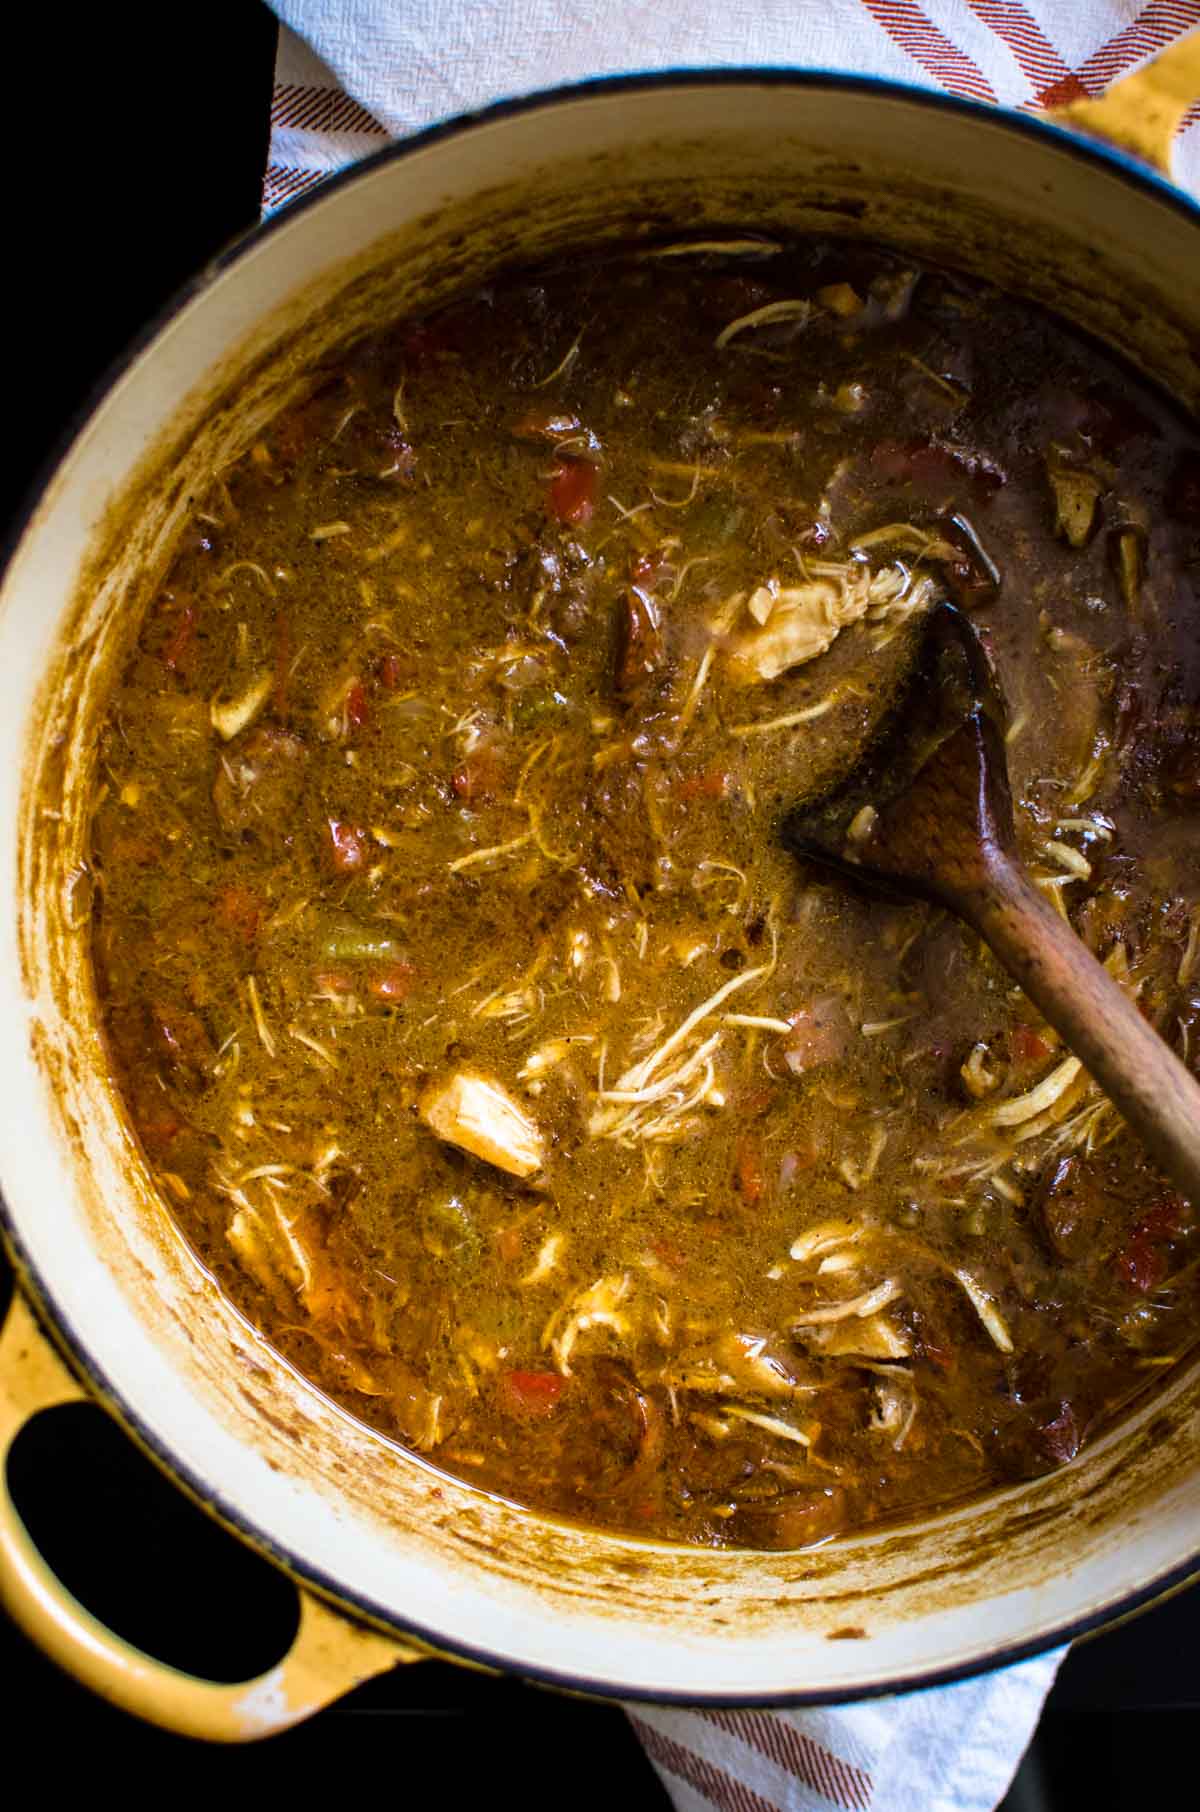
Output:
[2, 4, 1199, 1802]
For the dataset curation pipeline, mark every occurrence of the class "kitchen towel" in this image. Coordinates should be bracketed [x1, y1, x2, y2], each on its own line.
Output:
[259, 4, 1199, 1807]
[264, 2, 1200, 210]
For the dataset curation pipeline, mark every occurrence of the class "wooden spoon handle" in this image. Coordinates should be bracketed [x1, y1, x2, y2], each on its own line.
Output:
[961, 856, 1200, 1202]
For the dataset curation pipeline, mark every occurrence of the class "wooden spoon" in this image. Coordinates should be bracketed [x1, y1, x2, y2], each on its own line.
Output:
[781, 599, 1200, 1203]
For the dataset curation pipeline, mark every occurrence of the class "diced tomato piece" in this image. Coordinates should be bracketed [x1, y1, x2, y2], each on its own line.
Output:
[615, 585, 662, 698]
[547, 458, 597, 524]
[1038, 1401, 1082, 1466]
[1138, 1195, 1190, 1241]
[214, 884, 261, 944]
[1115, 1237, 1168, 1294]
[650, 1236, 686, 1272]
[677, 770, 732, 802]
[139, 1114, 182, 1154]
[160, 599, 197, 674]
[151, 1004, 211, 1072]
[345, 681, 369, 731]
[450, 746, 503, 803]
[326, 820, 368, 873]
[314, 969, 354, 998]
[1114, 1194, 1190, 1293]
[377, 652, 403, 689]
[1012, 1025, 1051, 1064]
[369, 962, 415, 1001]
[736, 1136, 766, 1205]
[739, 1085, 778, 1119]
[495, 1225, 524, 1265]
[498, 1370, 566, 1419]
[632, 551, 666, 589]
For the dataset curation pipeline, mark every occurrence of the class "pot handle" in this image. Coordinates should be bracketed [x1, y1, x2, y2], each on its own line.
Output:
[0, 1288, 425, 1742]
[1045, 31, 1200, 175]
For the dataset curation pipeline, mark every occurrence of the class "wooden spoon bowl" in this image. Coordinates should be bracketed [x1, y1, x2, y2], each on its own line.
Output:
[782, 600, 1200, 1203]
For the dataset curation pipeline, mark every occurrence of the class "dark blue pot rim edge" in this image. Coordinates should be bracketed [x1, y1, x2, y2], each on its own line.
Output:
[2, 62, 1199, 1707]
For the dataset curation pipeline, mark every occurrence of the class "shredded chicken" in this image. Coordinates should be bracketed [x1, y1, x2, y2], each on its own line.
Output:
[715, 298, 811, 349]
[961, 1042, 1000, 1099]
[588, 923, 777, 1143]
[953, 1269, 1014, 1353]
[1042, 838, 1092, 881]
[793, 1279, 901, 1325]
[722, 558, 937, 683]
[1178, 907, 1200, 987]
[990, 1056, 1082, 1127]
[544, 1273, 632, 1375]
[798, 1314, 912, 1359]
[869, 1374, 918, 1450]
[228, 1203, 309, 1299]
[521, 1231, 565, 1286]
[789, 1219, 865, 1264]
[721, 1405, 814, 1446]
[838, 1126, 888, 1191]
[645, 238, 782, 260]
[864, 572, 941, 647]
[722, 572, 872, 684]
[518, 1034, 593, 1090]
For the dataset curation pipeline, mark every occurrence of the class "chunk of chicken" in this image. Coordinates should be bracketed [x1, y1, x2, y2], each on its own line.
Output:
[723, 574, 871, 685]
[795, 1313, 912, 1359]
[544, 1273, 632, 1375]
[662, 1331, 818, 1399]
[420, 1069, 545, 1178]
[210, 670, 272, 741]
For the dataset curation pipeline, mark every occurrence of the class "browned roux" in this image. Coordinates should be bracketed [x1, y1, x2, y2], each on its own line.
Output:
[83, 238, 1200, 1550]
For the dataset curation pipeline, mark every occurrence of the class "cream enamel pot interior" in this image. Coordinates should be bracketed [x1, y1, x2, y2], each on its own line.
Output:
[4, 50, 1200, 1741]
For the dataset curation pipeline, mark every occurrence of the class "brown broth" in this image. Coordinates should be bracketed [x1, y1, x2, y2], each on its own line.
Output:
[87, 239, 1200, 1549]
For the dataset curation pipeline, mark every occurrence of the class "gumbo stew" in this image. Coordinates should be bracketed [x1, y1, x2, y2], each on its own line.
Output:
[87, 239, 1200, 1549]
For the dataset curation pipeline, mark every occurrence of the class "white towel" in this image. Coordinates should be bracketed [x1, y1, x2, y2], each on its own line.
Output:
[264, 2, 1200, 209]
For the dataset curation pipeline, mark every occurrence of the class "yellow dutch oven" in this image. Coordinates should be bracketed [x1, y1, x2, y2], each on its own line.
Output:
[3, 40, 1200, 1740]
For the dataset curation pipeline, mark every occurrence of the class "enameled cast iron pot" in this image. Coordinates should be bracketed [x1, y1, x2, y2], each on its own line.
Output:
[3, 43, 1200, 1741]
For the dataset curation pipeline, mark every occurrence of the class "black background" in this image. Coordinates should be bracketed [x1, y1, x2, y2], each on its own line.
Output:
[1, 5, 1197, 1801]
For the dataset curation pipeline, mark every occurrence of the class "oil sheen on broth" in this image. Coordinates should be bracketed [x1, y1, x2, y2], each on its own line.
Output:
[88, 239, 1200, 1551]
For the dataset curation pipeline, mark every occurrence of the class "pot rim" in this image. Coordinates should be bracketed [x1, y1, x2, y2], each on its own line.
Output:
[5, 64, 1200, 1705]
